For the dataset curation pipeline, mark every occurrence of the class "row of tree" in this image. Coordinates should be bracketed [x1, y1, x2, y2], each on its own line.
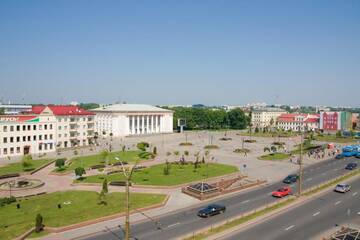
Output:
[168, 107, 250, 130]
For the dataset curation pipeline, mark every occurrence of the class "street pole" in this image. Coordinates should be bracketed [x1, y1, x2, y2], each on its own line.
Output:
[298, 130, 303, 197]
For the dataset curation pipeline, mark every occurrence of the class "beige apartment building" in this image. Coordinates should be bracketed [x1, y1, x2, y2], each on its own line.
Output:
[251, 107, 287, 128]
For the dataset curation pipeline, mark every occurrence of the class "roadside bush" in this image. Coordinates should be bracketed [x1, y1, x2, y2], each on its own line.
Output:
[244, 139, 256, 143]
[179, 142, 193, 146]
[233, 148, 250, 153]
[204, 145, 219, 150]
[55, 158, 66, 169]
[35, 214, 44, 233]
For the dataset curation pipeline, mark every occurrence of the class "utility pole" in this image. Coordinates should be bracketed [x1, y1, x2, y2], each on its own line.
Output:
[115, 157, 137, 240]
[298, 129, 304, 197]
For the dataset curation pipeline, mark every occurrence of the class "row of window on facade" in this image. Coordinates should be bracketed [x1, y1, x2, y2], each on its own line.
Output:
[1, 143, 53, 155]
[1, 124, 53, 132]
[2, 134, 53, 143]
[59, 117, 93, 122]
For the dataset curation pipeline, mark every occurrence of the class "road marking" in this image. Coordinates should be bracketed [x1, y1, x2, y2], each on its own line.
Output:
[313, 211, 320, 216]
[306, 178, 313, 181]
[241, 200, 250, 204]
[353, 192, 358, 196]
[285, 225, 295, 231]
[335, 201, 342, 205]
[167, 222, 180, 228]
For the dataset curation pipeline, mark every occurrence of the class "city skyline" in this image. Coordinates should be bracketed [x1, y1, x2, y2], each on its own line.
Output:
[1, 1, 359, 106]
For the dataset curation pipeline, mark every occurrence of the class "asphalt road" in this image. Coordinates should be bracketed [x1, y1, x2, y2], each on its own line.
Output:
[79, 157, 360, 240]
[223, 175, 360, 240]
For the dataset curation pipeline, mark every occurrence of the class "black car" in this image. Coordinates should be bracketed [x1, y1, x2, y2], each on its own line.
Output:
[283, 174, 298, 184]
[197, 204, 226, 218]
[345, 163, 357, 170]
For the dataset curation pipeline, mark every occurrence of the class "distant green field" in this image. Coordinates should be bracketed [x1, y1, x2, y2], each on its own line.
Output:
[0, 159, 53, 176]
[0, 191, 166, 240]
[76, 163, 238, 186]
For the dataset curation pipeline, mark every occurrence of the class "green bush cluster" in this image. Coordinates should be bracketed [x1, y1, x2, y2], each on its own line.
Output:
[138, 151, 155, 159]
[137, 142, 150, 151]
[0, 196, 16, 207]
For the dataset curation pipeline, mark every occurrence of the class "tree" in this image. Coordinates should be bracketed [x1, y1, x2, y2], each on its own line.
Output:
[102, 178, 108, 194]
[270, 118, 274, 127]
[22, 155, 33, 168]
[184, 150, 189, 156]
[55, 158, 65, 169]
[137, 142, 149, 151]
[271, 146, 277, 152]
[153, 146, 157, 155]
[35, 213, 43, 233]
[263, 147, 271, 152]
[163, 161, 170, 175]
[336, 130, 342, 138]
[98, 190, 107, 205]
[227, 108, 249, 129]
[99, 150, 109, 165]
[75, 167, 86, 179]
[255, 127, 260, 133]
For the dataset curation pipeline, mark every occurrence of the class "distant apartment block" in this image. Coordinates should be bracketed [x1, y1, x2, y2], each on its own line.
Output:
[0, 104, 32, 114]
[251, 107, 287, 128]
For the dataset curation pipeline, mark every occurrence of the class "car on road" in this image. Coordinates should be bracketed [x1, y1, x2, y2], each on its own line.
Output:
[283, 174, 299, 184]
[356, 153, 360, 159]
[334, 183, 351, 193]
[345, 162, 357, 170]
[197, 204, 226, 218]
[272, 187, 292, 198]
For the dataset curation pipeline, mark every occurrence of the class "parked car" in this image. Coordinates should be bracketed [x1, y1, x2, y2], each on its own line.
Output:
[356, 153, 360, 159]
[334, 183, 351, 193]
[197, 204, 226, 218]
[272, 187, 292, 198]
[345, 163, 357, 170]
[283, 174, 299, 184]
[335, 154, 344, 159]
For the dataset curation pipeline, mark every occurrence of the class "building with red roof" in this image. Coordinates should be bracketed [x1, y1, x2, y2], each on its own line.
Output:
[277, 113, 320, 131]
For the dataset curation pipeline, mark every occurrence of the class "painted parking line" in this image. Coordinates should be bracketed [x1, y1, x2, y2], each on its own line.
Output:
[306, 178, 313, 181]
[167, 222, 180, 228]
[313, 211, 320, 216]
[285, 225, 295, 231]
[335, 201, 342, 206]
[241, 200, 250, 204]
[353, 192, 358, 196]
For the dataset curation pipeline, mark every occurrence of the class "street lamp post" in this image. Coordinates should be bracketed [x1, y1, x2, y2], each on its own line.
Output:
[298, 128, 305, 197]
[115, 157, 138, 240]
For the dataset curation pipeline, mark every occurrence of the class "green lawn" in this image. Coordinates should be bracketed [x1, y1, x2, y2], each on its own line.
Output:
[66, 150, 147, 171]
[237, 131, 298, 138]
[0, 159, 53, 176]
[314, 135, 357, 143]
[258, 153, 290, 161]
[290, 144, 322, 154]
[0, 191, 166, 240]
[76, 163, 239, 186]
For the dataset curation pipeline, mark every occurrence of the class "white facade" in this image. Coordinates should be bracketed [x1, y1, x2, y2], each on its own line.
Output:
[251, 107, 287, 128]
[93, 104, 173, 137]
[277, 114, 320, 132]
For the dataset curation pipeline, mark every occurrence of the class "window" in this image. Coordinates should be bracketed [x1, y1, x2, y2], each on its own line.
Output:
[39, 125, 42, 130]
[27, 125, 31, 131]
[50, 124, 53, 129]
[3, 148, 8, 155]
[17, 125, 20, 131]
[23, 136, 26, 142]
[39, 144, 42, 151]
[10, 126, 14, 132]
[33, 125, 36, 130]
[23, 125, 26, 131]
[10, 147, 14, 154]
[16, 136, 20, 142]
[44, 134, 48, 140]
[10, 137, 14, 143]
[33, 135, 36, 141]
[49, 134, 53, 140]
[27, 136, 31, 141]
[49, 143, 53, 150]
[3, 137, 7, 143]
[16, 147, 20, 153]
[39, 135, 42, 140]
[3, 126, 7, 132]
[58, 134, 61, 138]
[44, 124, 47, 130]
[58, 126, 62, 130]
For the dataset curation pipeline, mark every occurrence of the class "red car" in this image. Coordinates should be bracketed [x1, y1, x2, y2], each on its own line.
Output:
[272, 187, 292, 198]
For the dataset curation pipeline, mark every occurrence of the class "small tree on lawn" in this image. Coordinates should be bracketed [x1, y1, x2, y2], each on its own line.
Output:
[102, 178, 108, 194]
[153, 146, 157, 155]
[35, 213, 43, 233]
[99, 149, 109, 165]
[98, 190, 107, 205]
[255, 127, 260, 133]
[184, 150, 189, 156]
[55, 158, 65, 170]
[163, 160, 170, 175]
[22, 155, 33, 168]
[75, 167, 86, 179]
[122, 145, 126, 152]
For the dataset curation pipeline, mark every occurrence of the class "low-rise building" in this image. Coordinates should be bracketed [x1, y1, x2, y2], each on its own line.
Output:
[92, 104, 173, 137]
[251, 107, 287, 128]
[0, 105, 95, 158]
[0, 104, 32, 114]
[277, 113, 320, 131]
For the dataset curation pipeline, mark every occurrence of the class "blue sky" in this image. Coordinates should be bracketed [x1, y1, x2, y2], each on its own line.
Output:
[0, 1, 359, 106]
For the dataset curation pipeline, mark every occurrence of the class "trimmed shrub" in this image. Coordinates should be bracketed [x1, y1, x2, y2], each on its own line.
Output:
[244, 139, 257, 143]
[137, 142, 150, 151]
[179, 142, 193, 146]
[55, 158, 66, 169]
[233, 148, 250, 153]
[204, 145, 219, 150]
[138, 151, 155, 159]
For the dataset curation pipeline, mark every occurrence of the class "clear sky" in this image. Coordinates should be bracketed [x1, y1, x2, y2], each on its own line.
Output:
[0, 1, 359, 107]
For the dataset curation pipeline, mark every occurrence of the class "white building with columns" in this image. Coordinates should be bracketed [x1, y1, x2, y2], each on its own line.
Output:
[92, 104, 173, 137]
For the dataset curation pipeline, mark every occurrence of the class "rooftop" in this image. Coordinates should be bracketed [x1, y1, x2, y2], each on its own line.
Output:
[91, 104, 172, 113]
[30, 105, 94, 116]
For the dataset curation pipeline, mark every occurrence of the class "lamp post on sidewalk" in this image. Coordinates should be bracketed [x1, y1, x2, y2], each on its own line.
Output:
[115, 157, 138, 240]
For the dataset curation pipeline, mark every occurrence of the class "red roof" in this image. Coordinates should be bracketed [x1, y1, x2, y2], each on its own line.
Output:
[278, 113, 319, 123]
[30, 105, 94, 116]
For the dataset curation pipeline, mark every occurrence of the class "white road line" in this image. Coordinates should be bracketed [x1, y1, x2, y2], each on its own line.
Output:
[353, 192, 358, 196]
[313, 211, 320, 216]
[335, 201, 342, 205]
[306, 178, 313, 181]
[167, 222, 180, 228]
[285, 225, 295, 231]
[241, 200, 250, 204]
